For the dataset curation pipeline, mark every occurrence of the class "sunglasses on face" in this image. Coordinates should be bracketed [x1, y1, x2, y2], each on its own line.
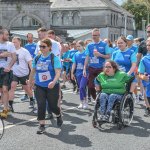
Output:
[39, 45, 47, 49]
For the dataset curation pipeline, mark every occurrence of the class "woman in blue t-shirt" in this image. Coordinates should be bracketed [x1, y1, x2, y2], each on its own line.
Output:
[111, 36, 137, 92]
[71, 41, 88, 109]
[138, 38, 150, 116]
[29, 38, 63, 134]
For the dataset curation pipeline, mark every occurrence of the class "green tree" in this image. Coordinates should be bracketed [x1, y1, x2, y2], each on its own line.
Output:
[122, 0, 148, 30]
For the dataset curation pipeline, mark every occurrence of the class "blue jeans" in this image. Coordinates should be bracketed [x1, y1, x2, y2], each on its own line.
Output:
[99, 93, 123, 115]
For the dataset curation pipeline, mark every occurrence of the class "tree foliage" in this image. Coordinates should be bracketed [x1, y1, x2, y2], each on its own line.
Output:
[122, 0, 148, 30]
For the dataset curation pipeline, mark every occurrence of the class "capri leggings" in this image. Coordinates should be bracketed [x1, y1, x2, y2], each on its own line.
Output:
[35, 83, 60, 120]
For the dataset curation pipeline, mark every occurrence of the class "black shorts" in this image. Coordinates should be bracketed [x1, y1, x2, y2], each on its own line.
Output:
[12, 75, 29, 85]
[0, 68, 13, 89]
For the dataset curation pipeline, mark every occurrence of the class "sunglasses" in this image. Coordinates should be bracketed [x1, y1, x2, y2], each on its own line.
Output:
[39, 45, 47, 49]
[147, 31, 150, 33]
[104, 66, 112, 69]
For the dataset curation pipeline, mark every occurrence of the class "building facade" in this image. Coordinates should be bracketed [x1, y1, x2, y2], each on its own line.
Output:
[0, 0, 134, 42]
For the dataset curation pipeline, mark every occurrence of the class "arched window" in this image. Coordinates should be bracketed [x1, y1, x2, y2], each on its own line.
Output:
[52, 13, 58, 25]
[62, 12, 69, 25]
[72, 12, 79, 25]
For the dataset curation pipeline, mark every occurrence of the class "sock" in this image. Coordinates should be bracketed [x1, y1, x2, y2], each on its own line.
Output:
[25, 94, 28, 97]
[30, 97, 34, 101]
[9, 101, 13, 106]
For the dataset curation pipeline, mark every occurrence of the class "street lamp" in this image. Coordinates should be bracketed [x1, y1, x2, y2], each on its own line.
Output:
[142, 19, 146, 38]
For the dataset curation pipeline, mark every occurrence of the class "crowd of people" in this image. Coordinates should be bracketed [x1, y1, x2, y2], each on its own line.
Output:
[0, 25, 150, 134]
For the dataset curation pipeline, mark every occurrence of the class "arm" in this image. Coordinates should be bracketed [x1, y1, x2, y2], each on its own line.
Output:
[71, 63, 76, 80]
[0, 52, 11, 57]
[28, 68, 36, 89]
[94, 52, 110, 59]
[127, 63, 136, 75]
[4, 52, 16, 72]
[48, 68, 61, 89]
[83, 56, 89, 77]
[136, 53, 142, 66]
[28, 60, 32, 71]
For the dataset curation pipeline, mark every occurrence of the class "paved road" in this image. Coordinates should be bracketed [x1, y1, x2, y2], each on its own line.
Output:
[0, 84, 150, 150]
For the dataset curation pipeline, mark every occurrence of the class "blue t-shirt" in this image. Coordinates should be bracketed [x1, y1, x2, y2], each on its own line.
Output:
[32, 53, 61, 87]
[69, 49, 78, 68]
[138, 53, 150, 97]
[72, 51, 87, 77]
[111, 48, 136, 73]
[61, 50, 70, 69]
[85, 41, 110, 68]
[128, 45, 138, 54]
[24, 42, 37, 58]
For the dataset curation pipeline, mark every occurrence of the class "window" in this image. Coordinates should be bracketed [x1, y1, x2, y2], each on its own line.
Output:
[52, 13, 58, 25]
[72, 12, 79, 25]
[62, 12, 69, 25]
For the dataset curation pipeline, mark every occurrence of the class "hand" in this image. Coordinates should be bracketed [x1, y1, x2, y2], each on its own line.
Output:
[142, 75, 149, 81]
[4, 66, 11, 72]
[48, 81, 55, 89]
[83, 69, 86, 77]
[94, 51, 101, 57]
[71, 73, 75, 80]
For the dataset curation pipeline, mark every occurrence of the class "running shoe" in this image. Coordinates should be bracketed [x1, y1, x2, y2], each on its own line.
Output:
[0, 109, 10, 119]
[21, 95, 28, 101]
[83, 102, 88, 109]
[78, 103, 83, 109]
[37, 125, 45, 134]
[57, 115, 63, 127]
[29, 100, 35, 108]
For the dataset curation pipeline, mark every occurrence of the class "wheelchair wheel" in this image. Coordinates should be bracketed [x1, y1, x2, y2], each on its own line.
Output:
[119, 94, 134, 126]
[92, 92, 101, 128]
[0, 117, 4, 139]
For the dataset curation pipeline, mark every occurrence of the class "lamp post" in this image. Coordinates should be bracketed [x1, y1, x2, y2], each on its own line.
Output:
[142, 19, 146, 38]
[124, 13, 127, 37]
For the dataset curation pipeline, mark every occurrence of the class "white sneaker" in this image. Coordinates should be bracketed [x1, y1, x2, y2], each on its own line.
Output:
[78, 103, 83, 109]
[83, 103, 88, 109]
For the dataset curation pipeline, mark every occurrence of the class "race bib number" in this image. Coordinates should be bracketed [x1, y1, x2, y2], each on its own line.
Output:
[90, 57, 99, 64]
[77, 63, 83, 69]
[38, 71, 51, 82]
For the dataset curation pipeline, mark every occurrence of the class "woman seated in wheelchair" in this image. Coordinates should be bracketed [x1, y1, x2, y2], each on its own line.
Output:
[95, 60, 133, 122]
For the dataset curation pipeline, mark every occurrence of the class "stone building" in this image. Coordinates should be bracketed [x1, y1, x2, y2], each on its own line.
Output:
[0, 0, 51, 29]
[0, 0, 134, 42]
[51, 0, 134, 41]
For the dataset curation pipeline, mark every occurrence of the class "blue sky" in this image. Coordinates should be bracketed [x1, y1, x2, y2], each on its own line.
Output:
[113, 0, 126, 5]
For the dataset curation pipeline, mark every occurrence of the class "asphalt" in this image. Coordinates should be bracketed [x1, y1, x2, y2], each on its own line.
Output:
[0, 83, 149, 150]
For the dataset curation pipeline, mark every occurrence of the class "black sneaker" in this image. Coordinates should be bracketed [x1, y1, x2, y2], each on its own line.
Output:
[29, 100, 35, 108]
[105, 115, 110, 122]
[57, 115, 63, 127]
[37, 125, 45, 134]
[9, 105, 14, 112]
[73, 85, 77, 92]
[144, 108, 150, 117]
[88, 97, 91, 103]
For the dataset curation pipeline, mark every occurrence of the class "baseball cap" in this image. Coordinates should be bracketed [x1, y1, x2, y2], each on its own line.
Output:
[126, 35, 134, 41]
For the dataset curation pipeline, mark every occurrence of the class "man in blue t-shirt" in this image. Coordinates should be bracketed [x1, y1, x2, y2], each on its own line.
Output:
[24, 33, 37, 58]
[83, 28, 111, 101]
[21, 33, 37, 101]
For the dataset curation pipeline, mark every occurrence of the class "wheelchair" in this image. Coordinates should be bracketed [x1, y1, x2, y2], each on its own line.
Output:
[92, 77, 135, 130]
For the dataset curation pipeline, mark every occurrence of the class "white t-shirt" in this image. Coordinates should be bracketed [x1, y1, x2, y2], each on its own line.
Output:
[12, 47, 32, 77]
[34, 39, 61, 59]
[0, 41, 16, 68]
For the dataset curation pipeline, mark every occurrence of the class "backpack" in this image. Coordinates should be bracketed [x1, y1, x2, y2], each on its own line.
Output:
[35, 53, 55, 69]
